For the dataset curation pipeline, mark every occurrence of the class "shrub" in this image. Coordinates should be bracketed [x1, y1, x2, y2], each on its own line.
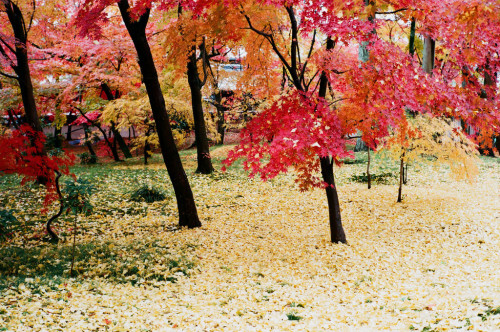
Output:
[78, 152, 98, 165]
[130, 186, 167, 203]
[350, 172, 396, 184]
[0, 209, 19, 241]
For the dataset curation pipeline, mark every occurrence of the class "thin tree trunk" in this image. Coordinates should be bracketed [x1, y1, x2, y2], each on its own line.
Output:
[70, 214, 77, 277]
[118, 0, 200, 228]
[78, 109, 121, 161]
[83, 124, 97, 158]
[319, 37, 347, 244]
[320, 157, 347, 243]
[187, 45, 214, 174]
[214, 91, 225, 145]
[46, 171, 63, 243]
[367, 148, 371, 189]
[144, 126, 152, 165]
[399, 19, 416, 189]
[101, 83, 133, 158]
[483, 59, 498, 155]
[397, 151, 404, 203]
[54, 127, 62, 148]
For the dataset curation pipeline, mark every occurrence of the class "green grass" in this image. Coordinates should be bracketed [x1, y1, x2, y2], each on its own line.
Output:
[0, 240, 196, 288]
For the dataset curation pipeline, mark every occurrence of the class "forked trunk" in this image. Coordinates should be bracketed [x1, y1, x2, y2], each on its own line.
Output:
[101, 84, 133, 158]
[83, 125, 97, 158]
[118, 0, 200, 228]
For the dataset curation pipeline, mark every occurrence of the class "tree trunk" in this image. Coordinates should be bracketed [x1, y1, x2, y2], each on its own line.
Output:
[83, 124, 97, 158]
[54, 127, 62, 148]
[397, 152, 404, 202]
[483, 60, 498, 155]
[46, 171, 63, 243]
[144, 126, 152, 165]
[367, 148, 371, 189]
[320, 157, 347, 243]
[5, 2, 42, 134]
[187, 45, 214, 174]
[66, 125, 73, 140]
[318, 37, 347, 244]
[78, 110, 121, 161]
[355, 1, 375, 154]
[101, 83, 133, 158]
[214, 90, 225, 145]
[422, 36, 435, 75]
[118, 0, 200, 228]
[5, 1, 47, 184]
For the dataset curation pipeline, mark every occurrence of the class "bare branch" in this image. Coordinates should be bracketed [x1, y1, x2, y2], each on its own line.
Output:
[0, 34, 16, 54]
[27, 0, 36, 34]
[375, 8, 407, 15]
[300, 30, 317, 87]
[0, 69, 18, 79]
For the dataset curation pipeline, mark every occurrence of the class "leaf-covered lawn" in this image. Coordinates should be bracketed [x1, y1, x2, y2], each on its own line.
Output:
[1, 148, 499, 331]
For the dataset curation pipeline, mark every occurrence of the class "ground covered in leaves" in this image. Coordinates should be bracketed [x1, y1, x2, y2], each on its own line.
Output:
[1, 148, 499, 331]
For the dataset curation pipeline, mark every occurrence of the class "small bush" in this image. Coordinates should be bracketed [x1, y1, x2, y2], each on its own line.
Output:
[130, 186, 167, 203]
[286, 311, 302, 321]
[350, 172, 396, 184]
[78, 152, 98, 165]
[0, 209, 19, 241]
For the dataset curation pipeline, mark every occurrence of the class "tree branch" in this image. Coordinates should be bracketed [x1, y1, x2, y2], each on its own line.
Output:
[0, 34, 16, 54]
[0, 69, 18, 79]
[300, 30, 317, 87]
[375, 8, 407, 15]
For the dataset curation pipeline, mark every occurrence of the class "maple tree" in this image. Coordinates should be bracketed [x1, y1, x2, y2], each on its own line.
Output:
[223, 0, 499, 243]
[75, 0, 204, 228]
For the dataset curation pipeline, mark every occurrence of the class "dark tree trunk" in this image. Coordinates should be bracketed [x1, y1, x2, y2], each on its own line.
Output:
[187, 45, 214, 174]
[144, 141, 150, 165]
[5, 1, 47, 184]
[367, 148, 371, 189]
[320, 157, 347, 243]
[66, 125, 73, 140]
[397, 153, 404, 203]
[7, 109, 20, 129]
[214, 91, 225, 145]
[118, 0, 201, 228]
[78, 110, 121, 161]
[318, 37, 347, 244]
[54, 127, 62, 148]
[483, 60, 498, 155]
[104, 128, 120, 161]
[101, 83, 133, 158]
[144, 126, 152, 165]
[46, 171, 63, 243]
[5, 2, 42, 134]
[83, 124, 97, 158]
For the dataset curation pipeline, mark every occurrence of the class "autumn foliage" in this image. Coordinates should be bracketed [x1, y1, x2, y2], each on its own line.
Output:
[0, 125, 75, 204]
